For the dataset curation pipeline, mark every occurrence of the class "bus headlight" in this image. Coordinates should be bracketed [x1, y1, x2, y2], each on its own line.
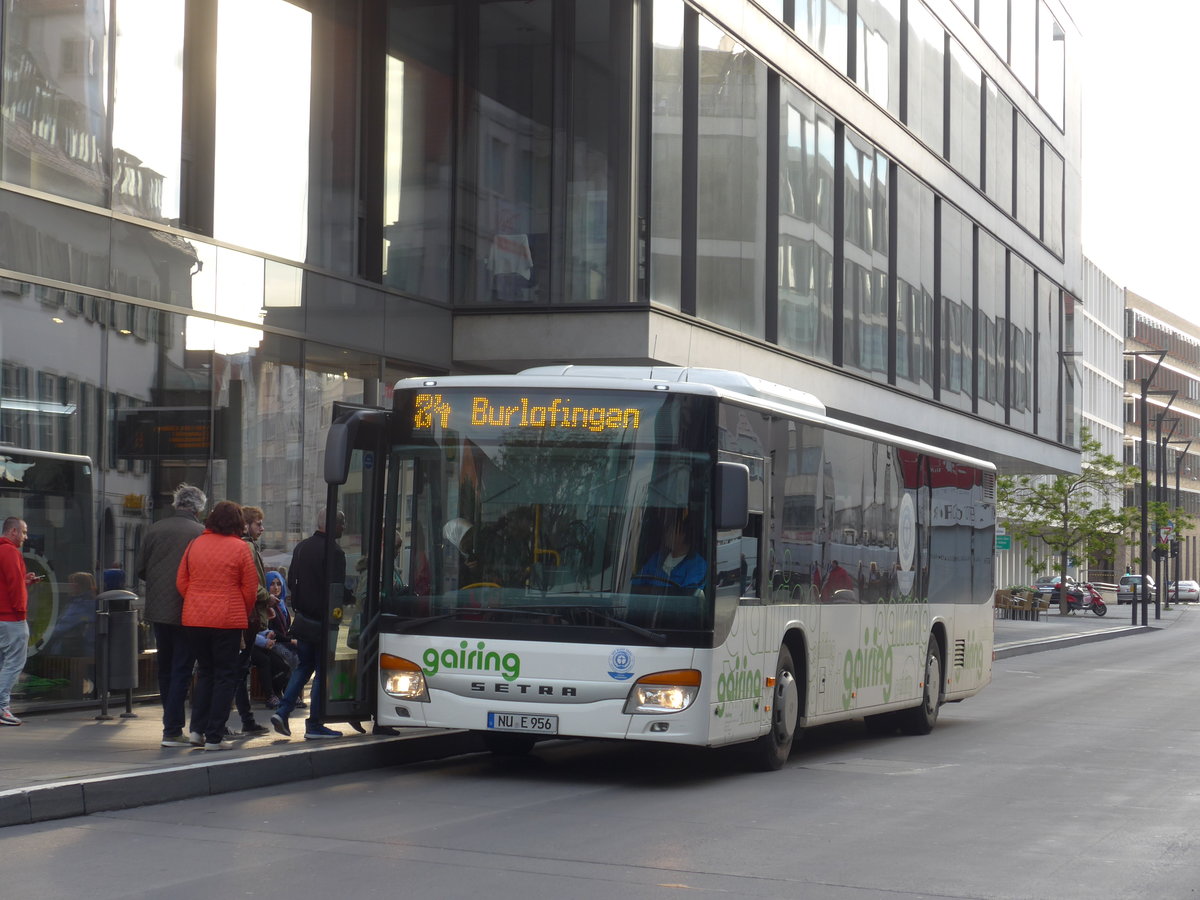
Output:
[381, 654, 429, 701]
[623, 669, 701, 714]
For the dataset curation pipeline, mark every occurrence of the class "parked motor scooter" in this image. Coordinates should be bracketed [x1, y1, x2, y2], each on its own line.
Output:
[1063, 582, 1107, 617]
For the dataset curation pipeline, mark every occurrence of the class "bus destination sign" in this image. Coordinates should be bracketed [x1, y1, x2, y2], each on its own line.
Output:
[413, 392, 642, 434]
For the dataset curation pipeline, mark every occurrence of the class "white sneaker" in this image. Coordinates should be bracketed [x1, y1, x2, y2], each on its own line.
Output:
[0, 707, 22, 726]
[204, 740, 234, 751]
[188, 732, 204, 746]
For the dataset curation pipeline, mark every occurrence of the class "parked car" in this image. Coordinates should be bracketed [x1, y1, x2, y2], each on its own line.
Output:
[1117, 574, 1155, 604]
[1169, 579, 1200, 602]
[1032, 575, 1084, 604]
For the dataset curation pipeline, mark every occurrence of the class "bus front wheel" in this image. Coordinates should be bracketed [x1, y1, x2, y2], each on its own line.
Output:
[898, 636, 942, 735]
[748, 645, 799, 771]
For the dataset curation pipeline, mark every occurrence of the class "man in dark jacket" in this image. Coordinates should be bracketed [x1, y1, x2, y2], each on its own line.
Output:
[137, 483, 205, 747]
[271, 507, 346, 740]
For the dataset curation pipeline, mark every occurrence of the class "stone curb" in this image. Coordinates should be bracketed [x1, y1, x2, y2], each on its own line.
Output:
[0, 729, 482, 828]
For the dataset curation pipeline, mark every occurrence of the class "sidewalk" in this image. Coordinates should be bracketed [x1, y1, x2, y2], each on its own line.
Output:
[2, 603, 1187, 828]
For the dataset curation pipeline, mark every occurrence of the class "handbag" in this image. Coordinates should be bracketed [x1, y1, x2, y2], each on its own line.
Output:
[289, 610, 324, 643]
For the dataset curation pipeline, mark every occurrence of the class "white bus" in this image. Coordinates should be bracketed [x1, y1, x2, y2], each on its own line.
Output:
[320, 367, 995, 769]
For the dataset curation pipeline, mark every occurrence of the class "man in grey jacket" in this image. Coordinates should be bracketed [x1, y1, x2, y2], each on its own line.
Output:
[137, 484, 206, 747]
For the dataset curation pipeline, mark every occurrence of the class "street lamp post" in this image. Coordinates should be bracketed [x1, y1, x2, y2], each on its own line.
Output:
[1170, 438, 1192, 605]
[1124, 350, 1167, 627]
[1148, 391, 1177, 620]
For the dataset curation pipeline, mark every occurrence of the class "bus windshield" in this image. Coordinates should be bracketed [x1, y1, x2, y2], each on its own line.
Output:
[386, 386, 715, 637]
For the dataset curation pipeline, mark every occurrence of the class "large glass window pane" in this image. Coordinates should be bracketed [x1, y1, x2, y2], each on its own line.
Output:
[1037, 1, 1064, 128]
[948, 40, 981, 185]
[778, 83, 835, 364]
[1010, 0, 1036, 89]
[906, 1, 943, 153]
[460, 0, 553, 304]
[799, 0, 849, 74]
[1034, 271, 1060, 439]
[1, 0, 110, 206]
[213, 0, 311, 261]
[650, 0, 684, 309]
[111, 0, 184, 223]
[855, 0, 900, 117]
[1009, 254, 1034, 431]
[985, 79, 1013, 213]
[1043, 143, 1063, 254]
[842, 129, 888, 382]
[383, 0, 455, 301]
[696, 18, 766, 337]
[976, 230, 1005, 422]
[895, 170, 934, 398]
[1015, 112, 1040, 234]
[940, 203, 973, 411]
[565, 1, 622, 304]
[978, 0, 1008, 59]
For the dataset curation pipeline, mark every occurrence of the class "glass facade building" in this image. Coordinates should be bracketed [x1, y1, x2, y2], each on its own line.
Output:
[0, 0, 1081, 708]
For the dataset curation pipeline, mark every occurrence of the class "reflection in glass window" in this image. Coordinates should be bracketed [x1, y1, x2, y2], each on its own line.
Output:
[1010, 0, 1037, 89]
[213, 0, 311, 262]
[799, 0, 849, 74]
[111, 0, 185, 223]
[948, 40, 981, 185]
[1009, 255, 1034, 432]
[1043, 145, 1064, 255]
[1015, 113, 1040, 234]
[383, 0, 454, 301]
[855, 0, 900, 117]
[1037, 2, 1065, 128]
[1035, 273, 1060, 439]
[842, 130, 888, 382]
[895, 171, 934, 398]
[940, 203, 973, 412]
[778, 83, 835, 364]
[976, 230, 1005, 422]
[978, 0, 1008, 58]
[906, 1, 943, 154]
[460, 0, 552, 304]
[984, 80, 1013, 213]
[696, 18, 766, 337]
[1, 0, 111, 206]
[650, 0, 684, 309]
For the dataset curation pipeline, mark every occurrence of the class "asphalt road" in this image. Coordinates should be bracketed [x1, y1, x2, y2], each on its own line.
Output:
[7, 615, 1200, 900]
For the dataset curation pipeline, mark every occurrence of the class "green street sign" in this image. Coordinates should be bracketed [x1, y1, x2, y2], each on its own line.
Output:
[995, 535, 1012, 550]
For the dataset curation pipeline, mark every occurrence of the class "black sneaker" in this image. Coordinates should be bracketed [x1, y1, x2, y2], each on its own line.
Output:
[270, 713, 291, 737]
[241, 722, 269, 736]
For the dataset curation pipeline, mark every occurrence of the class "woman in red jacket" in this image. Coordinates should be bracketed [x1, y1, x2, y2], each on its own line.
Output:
[177, 501, 258, 751]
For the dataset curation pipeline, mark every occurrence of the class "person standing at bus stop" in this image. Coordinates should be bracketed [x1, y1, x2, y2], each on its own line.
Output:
[270, 507, 347, 741]
[138, 484, 206, 748]
[0, 517, 41, 726]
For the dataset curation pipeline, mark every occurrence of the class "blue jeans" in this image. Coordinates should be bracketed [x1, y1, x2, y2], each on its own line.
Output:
[0, 619, 29, 710]
[277, 638, 323, 727]
[153, 622, 196, 737]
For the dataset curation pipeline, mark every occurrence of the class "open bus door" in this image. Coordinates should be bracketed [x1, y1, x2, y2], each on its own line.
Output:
[320, 402, 391, 731]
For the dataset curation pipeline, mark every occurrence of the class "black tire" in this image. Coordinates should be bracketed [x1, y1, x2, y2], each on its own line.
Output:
[898, 636, 941, 736]
[483, 732, 537, 756]
[1092, 602, 1107, 617]
[746, 645, 800, 771]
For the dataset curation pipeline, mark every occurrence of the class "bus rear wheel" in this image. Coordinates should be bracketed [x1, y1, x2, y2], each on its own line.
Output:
[898, 636, 941, 735]
[747, 645, 799, 771]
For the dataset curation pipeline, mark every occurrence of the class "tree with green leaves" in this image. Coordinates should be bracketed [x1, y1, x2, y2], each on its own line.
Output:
[997, 426, 1140, 584]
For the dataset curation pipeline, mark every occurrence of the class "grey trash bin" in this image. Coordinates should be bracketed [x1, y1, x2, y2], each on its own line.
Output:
[97, 589, 139, 691]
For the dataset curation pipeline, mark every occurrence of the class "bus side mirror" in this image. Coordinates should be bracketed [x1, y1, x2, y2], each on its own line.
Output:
[715, 462, 750, 531]
[324, 409, 388, 485]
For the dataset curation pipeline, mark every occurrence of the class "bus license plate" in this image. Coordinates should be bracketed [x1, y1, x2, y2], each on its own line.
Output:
[487, 712, 558, 734]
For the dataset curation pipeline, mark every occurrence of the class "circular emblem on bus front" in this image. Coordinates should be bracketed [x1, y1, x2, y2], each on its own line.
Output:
[608, 647, 635, 680]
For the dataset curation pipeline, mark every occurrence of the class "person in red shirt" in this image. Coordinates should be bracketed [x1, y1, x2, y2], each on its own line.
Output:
[0, 517, 41, 726]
